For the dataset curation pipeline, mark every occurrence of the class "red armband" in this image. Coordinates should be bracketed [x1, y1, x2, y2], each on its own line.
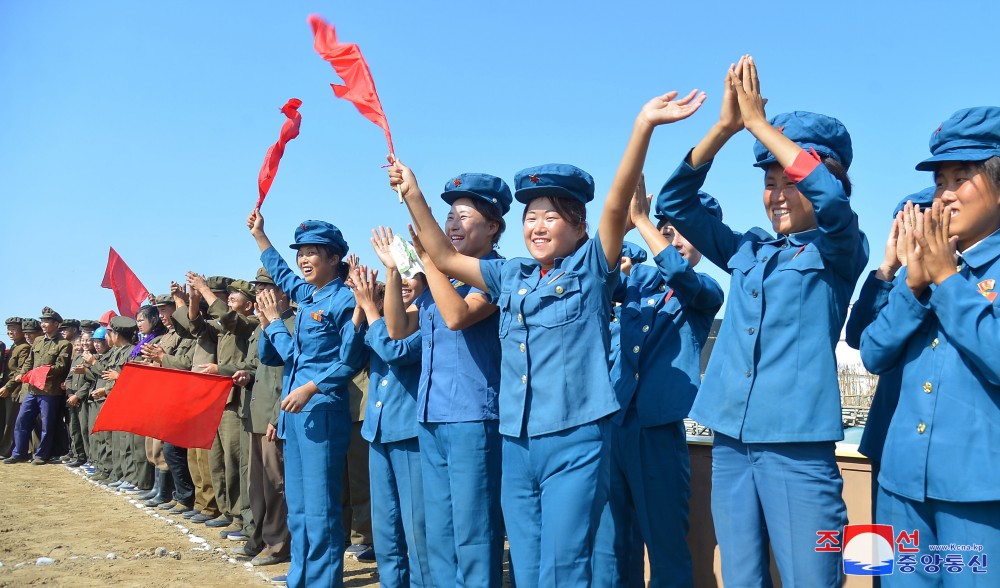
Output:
[785, 148, 822, 183]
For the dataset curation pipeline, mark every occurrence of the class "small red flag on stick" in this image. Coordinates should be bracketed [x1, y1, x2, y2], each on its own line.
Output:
[308, 14, 402, 201]
[21, 366, 51, 390]
[92, 363, 232, 449]
[101, 248, 150, 319]
[256, 98, 303, 209]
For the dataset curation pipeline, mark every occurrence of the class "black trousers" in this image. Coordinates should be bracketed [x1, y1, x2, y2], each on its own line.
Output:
[163, 442, 194, 505]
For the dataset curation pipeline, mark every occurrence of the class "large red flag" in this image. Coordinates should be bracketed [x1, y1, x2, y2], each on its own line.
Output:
[101, 248, 150, 319]
[21, 366, 51, 390]
[92, 363, 232, 449]
[256, 98, 303, 209]
[308, 14, 395, 155]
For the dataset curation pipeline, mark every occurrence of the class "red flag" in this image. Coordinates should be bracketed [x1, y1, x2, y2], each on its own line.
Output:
[92, 363, 232, 449]
[101, 248, 150, 319]
[308, 14, 395, 155]
[21, 366, 51, 390]
[257, 98, 303, 209]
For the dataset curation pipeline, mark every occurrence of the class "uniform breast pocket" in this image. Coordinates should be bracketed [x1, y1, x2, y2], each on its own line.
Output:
[778, 248, 825, 274]
[534, 275, 583, 328]
[726, 251, 756, 276]
[497, 292, 513, 337]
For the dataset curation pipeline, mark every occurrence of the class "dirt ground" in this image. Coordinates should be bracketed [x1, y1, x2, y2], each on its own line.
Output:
[0, 463, 380, 587]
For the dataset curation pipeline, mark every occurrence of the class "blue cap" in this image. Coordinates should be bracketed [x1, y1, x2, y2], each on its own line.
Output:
[92, 326, 107, 340]
[513, 164, 595, 205]
[441, 173, 513, 216]
[620, 241, 648, 264]
[753, 111, 853, 170]
[916, 107, 1000, 171]
[290, 220, 348, 256]
[891, 186, 936, 219]
[655, 190, 723, 223]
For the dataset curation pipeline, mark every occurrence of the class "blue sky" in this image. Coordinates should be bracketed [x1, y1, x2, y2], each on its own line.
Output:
[3, 1, 999, 346]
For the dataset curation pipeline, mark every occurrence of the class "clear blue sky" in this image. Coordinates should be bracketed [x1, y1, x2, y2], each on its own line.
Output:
[3, 1, 999, 346]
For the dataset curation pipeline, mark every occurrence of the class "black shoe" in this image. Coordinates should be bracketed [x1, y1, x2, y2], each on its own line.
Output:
[205, 516, 234, 528]
[66, 459, 86, 468]
[2, 456, 28, 464]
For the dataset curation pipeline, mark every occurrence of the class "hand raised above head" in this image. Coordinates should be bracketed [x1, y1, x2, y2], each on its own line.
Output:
[387, 157, 419, 199]
[247, 208, 265, 236]
[371, 226, 397, 269]
[638, 89, 706, 128]
[728, 55, 768, 130]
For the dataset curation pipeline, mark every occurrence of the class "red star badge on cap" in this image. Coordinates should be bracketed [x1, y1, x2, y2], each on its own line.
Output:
[529, 174, 539, 183]
[453, 178, 461, 187]
[300, 223, 308, 230]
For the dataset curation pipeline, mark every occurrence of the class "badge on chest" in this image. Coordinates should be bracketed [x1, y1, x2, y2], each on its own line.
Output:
[978, 279, 997, 302]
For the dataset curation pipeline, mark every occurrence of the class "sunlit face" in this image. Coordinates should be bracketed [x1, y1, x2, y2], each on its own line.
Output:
[7, 325, 24, 343]
[763, 165, 816, 235]
[523, 197, 586, 269]
[401, 277, 426, 306]
[935, 161, 1000, 251]
[297, 245, 339, 286]
[93, 339, 109, 354]
[227, 292, 254, 316]
[40, 318, 59, 337]
[660, 222, 703, 267]
[445, 198, 498, 257]
[60, 327, 79, 341]
[158, 304, 175, 327]
[135, 312, 153, 335]
[25, 331, 40, 344]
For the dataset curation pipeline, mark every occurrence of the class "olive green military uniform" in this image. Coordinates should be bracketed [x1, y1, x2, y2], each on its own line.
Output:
[1, 322, 31, 457]
[13, 316, 73, 461]
[64, 352, 90, 461]
[87, 344, 124, 479]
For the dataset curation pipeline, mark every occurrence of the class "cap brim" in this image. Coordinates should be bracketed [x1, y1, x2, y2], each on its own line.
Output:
[514, 185, 589, 204]
[752, 155, 778, 169]
[442, 190, 507, 213]
[915, 151, 998, 171]
[289, 241, 345, 254]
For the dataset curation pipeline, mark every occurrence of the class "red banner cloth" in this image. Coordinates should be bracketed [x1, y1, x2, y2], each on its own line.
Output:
[257, 98, 303, 209]
[101, 248, 150, 319]
[92, 363, 232, 449]
[21, 366, 51, 390]
[308, 14, 395, 155]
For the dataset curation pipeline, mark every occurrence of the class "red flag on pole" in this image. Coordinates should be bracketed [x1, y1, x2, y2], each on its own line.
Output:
[21, 366, 51, 390]
[256, 98, 303, 209]
[101, 248, 150, 319]
[308, 14, 395, 156]
[92, 363, 232, 449]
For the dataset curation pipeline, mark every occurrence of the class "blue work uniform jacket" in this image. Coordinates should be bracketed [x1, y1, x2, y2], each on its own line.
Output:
[859, 230, 1000, 502]
[361, 318, 422, 444]
[612, 247, 724, 427]
[480, 236, 621, 437]
[656, 153, 869, 443]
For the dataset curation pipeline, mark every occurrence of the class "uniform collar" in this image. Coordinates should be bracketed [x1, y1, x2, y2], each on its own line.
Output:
[960, 228, 1000, 269]
[307, 277, 344, 303]
[786, 228, 820, 247]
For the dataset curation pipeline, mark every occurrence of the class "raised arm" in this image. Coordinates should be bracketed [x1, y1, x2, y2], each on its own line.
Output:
[409, 226, 496, 331]
[370, 226, 421, 339]
[389, 160, 489, 293]
[599, 89, 706, 269]
[688, 57, 748, 169]
[730, 56, 800, 170]
[248, 209, 313, 302]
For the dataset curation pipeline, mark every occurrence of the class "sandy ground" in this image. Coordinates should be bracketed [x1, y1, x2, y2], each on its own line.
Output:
[0, 462, 379, 587]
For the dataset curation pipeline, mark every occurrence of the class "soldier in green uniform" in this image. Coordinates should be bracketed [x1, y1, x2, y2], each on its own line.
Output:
[56, 318, 82, 463]
[98, 316, 138, 487]
[64, 325, 91, 467]
[83, 327, 113, 480]
[1, 318, 30, 458]
[4, 308, 73, 464]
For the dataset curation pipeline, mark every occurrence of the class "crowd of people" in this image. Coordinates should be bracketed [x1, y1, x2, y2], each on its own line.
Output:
[2, 57, 998, 588]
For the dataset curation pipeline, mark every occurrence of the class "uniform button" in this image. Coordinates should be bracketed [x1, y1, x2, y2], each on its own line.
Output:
[659, 284, 666, 292]
[519, 343, 525, 353]
[521, 375, 527, 384]
[375, 401, 382, 408]
[517, 313, 523, 323]
[518, 288, 527, 295]
[555, 286, 564, 294]
[634, 373, 640, 381]
[922, 382, 932, 394]
[931, 338, 939, 349]
[647, 299, 655, 306]
[381, 379, 388, 387]
[917, 422, 926, 434]
[641, 325, 650, 333]
[745, 370, 752, 378]
[747, 327, 755, 335]
[761, 256, 769, 262]
[751, 289, 759, 298]
[427, 313, 432, 321]
[632, 346, 640, 354]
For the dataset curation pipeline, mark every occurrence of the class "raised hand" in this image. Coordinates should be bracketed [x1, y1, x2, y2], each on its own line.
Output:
[728, 55, 768, 130]
[388, 157, 420, 200]
[352, 265, 381, 311]
[717, 57, 746, 133]
[638, 89, 706, 128]
[877, 210, 906, 280]
[141, 343, 165, 364]
[170, 281, 188, 304]
[248, 208, 265, 236]
[627, 173, 651, 232]
[914, 200, 959, 286]
[371, 226, 398, 269]
[904, 204, 931, 296]
[186, 271, 208, 294]
[407, 225, 429, 261]
[256, 289, 281, 323]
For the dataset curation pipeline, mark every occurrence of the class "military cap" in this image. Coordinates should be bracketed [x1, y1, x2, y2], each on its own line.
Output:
[40, 306, 63, 323]
[753, 111, 853, 170]
[206, 276, 234, 292]
[290, 221, 349, 256]
[917, 107, 1000, 171]
[227, 279, 256, 302]
[442, 173, 513, 216]
[59, 319, 81, 330]
[152, 294, 175, 307]
[109, 316, 138, 332]
[5, 317, 23, 327]
[655, 190, 723, 225]
[21, 318, 41, 332]
[80, 320, 101, 332]
[250, 267, 275, 286]
[514, 164, 595, 205]
[892, 187, 936, 219]
[620, 241, 648, 265]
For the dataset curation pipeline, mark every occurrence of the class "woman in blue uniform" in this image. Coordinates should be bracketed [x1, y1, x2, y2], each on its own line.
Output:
[594, 186, 724, 587]
[655, 57, 869, 586]
[351, 262, 432, 587]
[374, 173, 509, 588]
[246, 210, 367, 588]
[860, 107, 1000, 586]
[388, 87, 704, 587]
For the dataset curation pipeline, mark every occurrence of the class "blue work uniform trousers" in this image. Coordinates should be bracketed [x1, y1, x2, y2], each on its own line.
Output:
[283, 408, 351, 588]
[370, 437, 432, 587]
[502, 419, 609, 588]
[593, 419, 692, 588]
[12, 394, 61, 460]
[419, 421, 503, 588]
[711, 433, 847, 588]
[877, 486, 999, 587]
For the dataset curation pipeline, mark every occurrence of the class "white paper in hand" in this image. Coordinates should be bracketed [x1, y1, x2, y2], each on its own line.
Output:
[390, 235, 425, 279]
